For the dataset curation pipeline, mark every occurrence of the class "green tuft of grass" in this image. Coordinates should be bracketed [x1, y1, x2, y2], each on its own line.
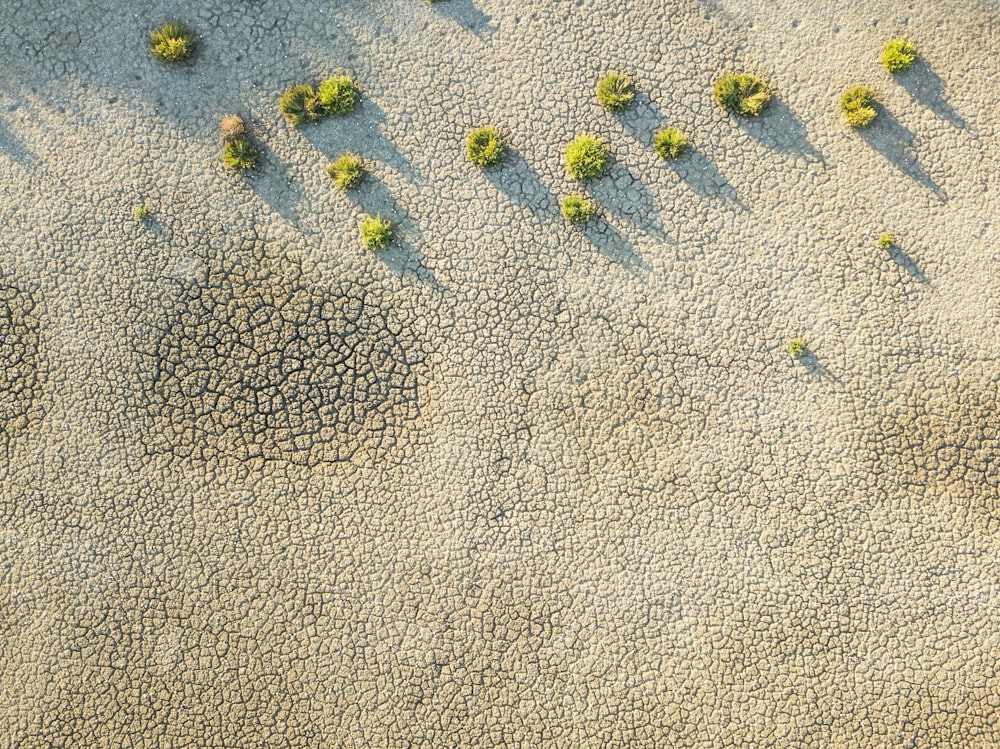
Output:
[465, 126, 505, 168]
[222, 137, 258, 171]
[788, 338, 806, 358]
[881, 38, 918, 74]
[596, 73, 635, 112]
[133, 205, 150, 221]
[653, 127, 689, 159]
[317, 75, 359, 116]
[279, 84, 322, 127]
[878, 232, 895, 249]
[841, 86, 877, 128]
[560, 195, 596, 223]
[564, 135, 609, 181]
[326, 154, 364, 190]
[713, 73, 771, 117]
[359, 215, 392, 250]
[149, 22, 194, 64]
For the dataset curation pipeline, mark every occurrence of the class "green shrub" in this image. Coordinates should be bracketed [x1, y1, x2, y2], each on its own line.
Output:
[465, 126, 505, 168]
[596, 73, 635, 112]
[653, 127, 689, 159]
[560, 195, 596, 223]
[841, 86, 877, 128]
[133, 205, 150, 221]
[564, 135, 608, 181]
[881, 38, 917, 74]
[280, 84, 321, 127]
[788, 338, 806, 357]
[713, 73, 771, 117]
[359, 215, 392, 250]
[317, 75, 358, 116]
[878, 232, 894, 249]
[326, 154, 364, 190]
[222, 137, 258, 171]
[149, 22, 194, 64]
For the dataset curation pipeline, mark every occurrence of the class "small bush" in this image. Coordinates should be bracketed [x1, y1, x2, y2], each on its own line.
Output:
[841, 86, 877, 128]
[317, 75, 358, 116]
[596, 73, 635, 112]
[560, 195, 596, 223]
[653, 127, 689, 159]
[149, 22, 194, 64]
[220, 114, 245, 141]
[713, 73, 771, 117]
[133, 205, 150, 221]
[878, 232, 894, 249]
[359, 215, 392, 250]
[326, 154, 364, 190]
[788, 338, 806, 357]
[881, 38, 917, 74]
[280, 84, 321, 127]
[565, 135, 609, 181]
[222, 137, 258, 171]
[465, 126, 505, 168]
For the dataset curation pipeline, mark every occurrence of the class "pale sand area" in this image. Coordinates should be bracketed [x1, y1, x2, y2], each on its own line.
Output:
[1, 0, 999, 745]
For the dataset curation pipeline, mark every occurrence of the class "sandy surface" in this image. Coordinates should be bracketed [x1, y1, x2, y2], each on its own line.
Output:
[1, 0, 999, 745]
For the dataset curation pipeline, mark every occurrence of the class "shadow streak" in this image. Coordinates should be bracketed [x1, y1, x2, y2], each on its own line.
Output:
[578, 215, 645, 270]
[431, 0, 497, 38]
[244, 139, 308, 227]
[484, 146, 557, 215]
[798, 350, 837, 380]
[860, 104, 944, 200]
[0, 117, 35, 166]
[669, 148, 743, 206]
[887, 244, 928, 283]
[617, 91, 666, 145]
[739, 97, 822, 160]
[898, 59, 967, 129]
[585, 161, 666, 238]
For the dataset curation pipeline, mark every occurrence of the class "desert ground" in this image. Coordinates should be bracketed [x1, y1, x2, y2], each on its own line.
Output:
[1, 0, 999, 745]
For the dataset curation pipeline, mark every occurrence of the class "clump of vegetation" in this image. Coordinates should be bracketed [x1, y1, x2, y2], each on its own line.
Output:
[881, 38, 918, 74]
[149, 22, 194, 64]
[326, 153, 364, 190]
[359, 215, 392, 250]
[596, 73, 635, 112]
[653, 127, 689, 159]
[317, 75, 359, 116]
[713, 73, 771, 117]
[788, 338, 806, 358]
[220, 114, 245, 141]
[560, 195, 596, 223]
[222, 137, 258, 171]
[465, 126, 505, 168]
[133, 204, 150, 221]
[565, 135, 609, 181]
[878, 232, 895, 248]
[841, 86, 877, 128]
[279, 84, 322, 127]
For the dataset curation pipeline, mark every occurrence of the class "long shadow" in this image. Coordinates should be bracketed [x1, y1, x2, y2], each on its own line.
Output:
[577, 215, 645, 270]
[739, 97, 822, 160]
[430, 0, 497, 38]
[886, 243, 928, 283]
[617, 91, 666, 145]
[860, 104, 944, 200]
[669, 148, 743, 206]
[484, 146, 557, 215]
[797, 350, 838, 381]
[0, 116, 35, 166]
[897, 59, 966, 129]
[585, 161, 666, 239]
[244, 138, 309, 227]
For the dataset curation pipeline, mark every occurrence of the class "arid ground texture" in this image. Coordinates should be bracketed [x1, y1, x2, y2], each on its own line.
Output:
[1, 0, 999, 746]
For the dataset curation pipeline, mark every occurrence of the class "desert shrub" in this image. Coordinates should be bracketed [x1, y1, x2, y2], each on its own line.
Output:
[280, 84, 321, 127]
[326, 154, 364, 190]
[565, 135, 608, 181]
[878, 232, 895, 248]
[465, 126, 505, 168]
[133, 205, 150, 221]
[220, 114, 245, 141]
[560, 195, 596, 223]
[149, 22, 194, 64]
[317, 75, 359, 116]
[788, 338, 806, 357]
[881, 38, 917, 74]
[840, 86, 877, 128]
[653, 127, 689, 159]
[359, 215, 392, 250]
[222, 137, 258, 171]
[596, 73, 635, 112]
[713, 73, 771, 117]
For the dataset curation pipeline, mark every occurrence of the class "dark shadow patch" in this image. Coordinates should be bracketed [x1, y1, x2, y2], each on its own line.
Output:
[483, 146, 557, 214]
[431, 0, 497, 38]
[897, 59, 967, 129]
[738, 97, 822, 160]
[886, 243, 928, 283]
[616, 91, 666, 145]
[0, 117, 35, 166]
[797, 350, 835, 379]
[585, 160, 666, 239]
[860, 105, 944, 199]
[669, 148, 743, 205]
[577, 215, 645, 269]
[243, 140, 309, 227]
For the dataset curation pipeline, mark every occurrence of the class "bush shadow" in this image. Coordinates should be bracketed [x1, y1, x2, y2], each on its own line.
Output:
[431, 0, 497, 38]
[886, 244, 928, 283]
[617, 91, 666, 145]
[739, 97, 822, 160]
[584, 160, 666, 239]
[577, 215, 646, 270]
[797, 350, 837, 380]
[668, 148, 743, 206]
[0, 117, 35, 166]
[483, 146, 557, 214]
[244, 139, 309, 227]
[897, 59, 967, 129]
[860, 104, 944, 200]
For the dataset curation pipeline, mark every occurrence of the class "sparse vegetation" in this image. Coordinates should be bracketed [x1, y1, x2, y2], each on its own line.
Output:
[359, 215, 392, 250]
[565, 135, 609, 181]
[879, 232, 895, 248]
[561, 195, 596, 223]
[596, 73, 635, 112]
[713, 73, 771, 117]
[465, 126, 505, 168]
[326, 154, 364, 190]
[788, 338, 806, 358]
[317, 75, 359, 116]
[149, 22, 194, 64]
[220, 114, 245, 141]
[841, 86, 877, 128]
[279, 84, 321, 127]
[653, 127, 689, 159]
[881, 38, 918, 74]
[222, 137, 258, 171]
[133, 205, 150, 221]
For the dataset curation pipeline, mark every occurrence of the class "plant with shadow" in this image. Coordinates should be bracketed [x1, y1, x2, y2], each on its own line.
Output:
[841, 86, 877, 128]
[560, 195, 596, 223]
[149, 22, 194, 64]
[133, 204, 150, 221]
[359, 215, 392, 250]
[220, 114, 245, 141]
[653, 127, 689, 159]
[280, 84, 322, 127]
[327, 153, 364, 190]
[596, 73, 635, 112]
[222, 137, 258, 171]
[465, 126, 505, 168]
[714, 73, 771, 117]
[878, 232, 895, 249]
[565, 135, 608, 181]
[318, 75, 359, 116]
[788, 338, 806, 358]
[881, 39, 918, 74]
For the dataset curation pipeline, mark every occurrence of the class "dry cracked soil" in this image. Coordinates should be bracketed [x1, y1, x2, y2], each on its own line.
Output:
[1, 0, 999, 746]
